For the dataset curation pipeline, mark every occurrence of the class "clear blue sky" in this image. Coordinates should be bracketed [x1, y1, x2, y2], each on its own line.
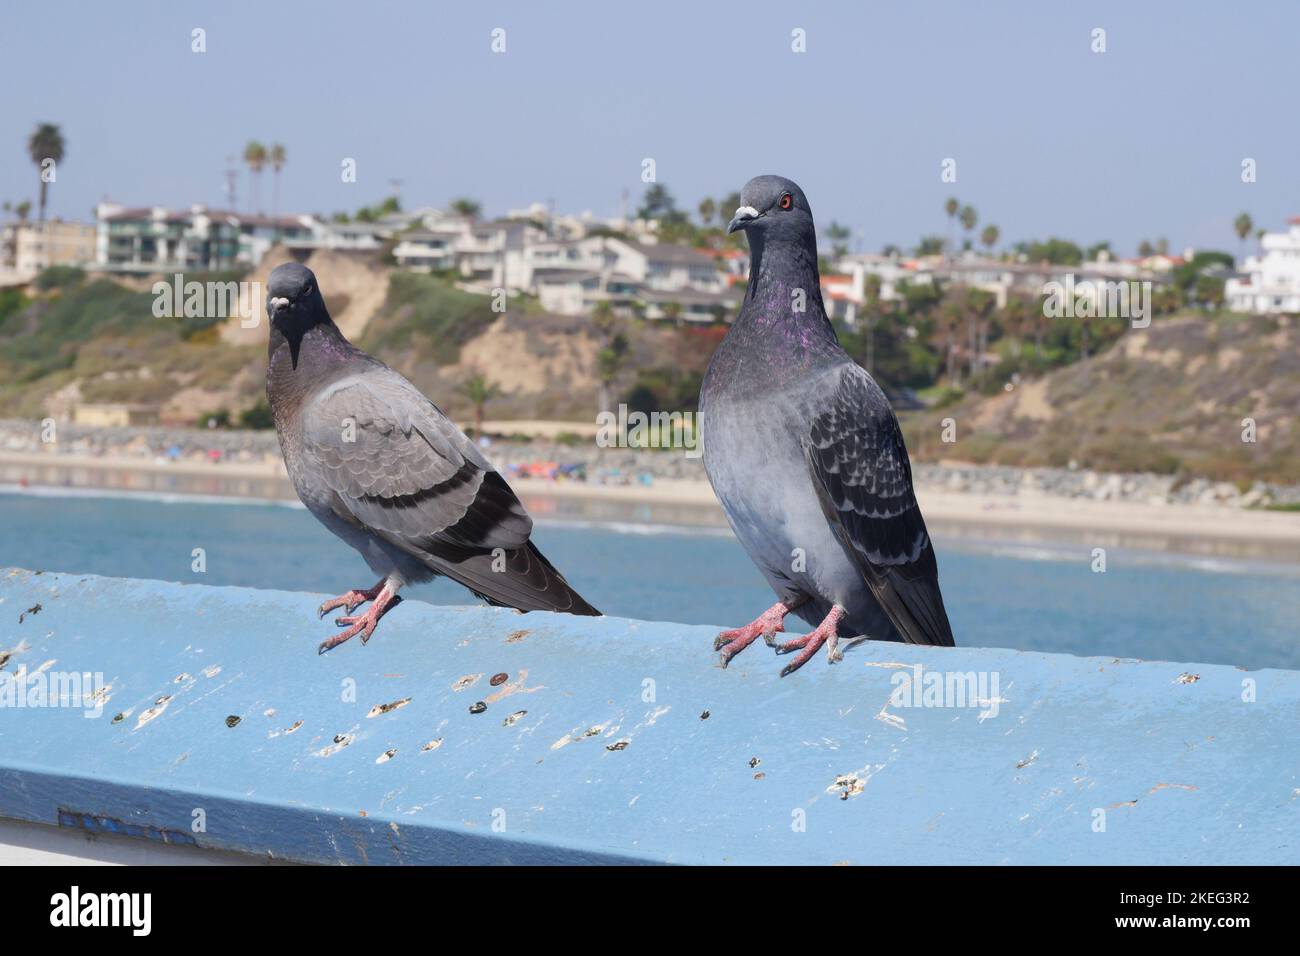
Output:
[4, 0, 1299, 256]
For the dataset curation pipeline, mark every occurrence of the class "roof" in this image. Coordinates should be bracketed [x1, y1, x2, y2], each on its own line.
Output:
[640, 287, 742, 306]
[624, 241, 714, 265]
[100, 206, 306, 229]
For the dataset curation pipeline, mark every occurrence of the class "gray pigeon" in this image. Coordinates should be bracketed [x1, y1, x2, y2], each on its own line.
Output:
[701, 175, 955, 676]
[264, 262, 599, 653]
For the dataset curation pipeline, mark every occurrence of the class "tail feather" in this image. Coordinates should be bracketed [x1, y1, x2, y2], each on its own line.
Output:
[430, 541, 601, 616]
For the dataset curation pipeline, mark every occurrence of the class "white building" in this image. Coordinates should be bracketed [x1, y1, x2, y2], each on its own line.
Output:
[0, 219, 97, 282]
[95, 203, 315, 273]
[505, 235, 736, 319]
[1226, 219, 1300, 313]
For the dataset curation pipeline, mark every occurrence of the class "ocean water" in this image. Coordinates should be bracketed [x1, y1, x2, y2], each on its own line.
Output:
[0, 489, 1296, 671]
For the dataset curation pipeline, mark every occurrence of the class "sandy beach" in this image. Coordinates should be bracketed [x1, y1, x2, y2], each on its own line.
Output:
[4, 448, 1300, 562]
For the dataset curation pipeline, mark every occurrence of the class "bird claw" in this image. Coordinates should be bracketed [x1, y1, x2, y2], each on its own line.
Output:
[317, 581, 385, 620]
[775, 606, 846, 678]
[713, 602, 791, 668]
[315, 591, 401, 654]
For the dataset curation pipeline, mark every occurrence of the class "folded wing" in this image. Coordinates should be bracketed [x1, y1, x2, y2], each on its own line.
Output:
[302, 369, 598, 614]
[804, 363, 955, 646]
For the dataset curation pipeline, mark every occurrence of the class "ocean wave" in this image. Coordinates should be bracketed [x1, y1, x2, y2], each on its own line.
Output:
[0, 484, 305, 509]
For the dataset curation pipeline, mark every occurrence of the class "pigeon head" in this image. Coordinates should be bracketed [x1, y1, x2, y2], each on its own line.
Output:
[266, 262, 328, 331]
[727, 175, 815, 249]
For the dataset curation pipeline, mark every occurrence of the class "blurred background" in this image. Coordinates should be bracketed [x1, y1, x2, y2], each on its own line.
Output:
[1, 1, 1297, 670]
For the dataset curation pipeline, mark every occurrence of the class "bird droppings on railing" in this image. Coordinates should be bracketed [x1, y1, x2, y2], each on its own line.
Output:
[366, 697, 411, 718]
[268, 719, 303, 738]
[452, 674, 481, 691]
[490, 672, 509, 686]
[0, 639, 29, 671]
[468, 701, 487, 714]
[225, 715, 241, 728]
[1, 570, 1296, 865]
[18, 603, 41, 624]
[484, 669, 542, 704]
[316, 730, 356, 757]
[1175, 672, 1201, 684]
[134, 695, 172, 730]
[505, 629, 529, 644]
[832, 775, 865, 800]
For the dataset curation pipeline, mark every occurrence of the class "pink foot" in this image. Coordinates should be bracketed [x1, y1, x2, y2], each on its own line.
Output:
[714, 601, 793, 668]
[774, 605, 846, 677]
[317, 578, 386, 619]
[318, 583, 402, 654]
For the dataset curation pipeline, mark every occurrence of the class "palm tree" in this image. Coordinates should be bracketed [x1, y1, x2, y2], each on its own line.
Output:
[1233, 212, 1253, 261]
[243, 141, 267, 213]
[825, 221, 852, 258]
[457, 372, 502, 437]
[28, 123, 65, 222]
[450, 198, 482, 221]
[697, 197, 716, 227]
[597, 332, 629, 413]
[980, 224, 999, 257]
[14, 200, 31, 222]
[944, 197, 959, 258]
[958, 205, 978, 252]
[269, 143, 286, 215]
[591, 299, 615, 337]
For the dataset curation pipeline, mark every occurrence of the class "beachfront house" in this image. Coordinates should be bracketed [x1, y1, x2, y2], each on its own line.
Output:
[504, 235, 733, 319]
[1225, 218, 1300, 313]
[95, 203, 314, 274]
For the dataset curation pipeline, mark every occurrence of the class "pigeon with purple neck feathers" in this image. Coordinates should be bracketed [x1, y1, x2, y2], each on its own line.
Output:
[701, 175, 955, 676]
[264, 262, 599, 653]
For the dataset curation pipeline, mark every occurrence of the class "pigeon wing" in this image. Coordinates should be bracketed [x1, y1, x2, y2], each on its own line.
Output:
[803, 363, 955, 646]
[301, 370, 532, 555]
[301, 369, 598, 615]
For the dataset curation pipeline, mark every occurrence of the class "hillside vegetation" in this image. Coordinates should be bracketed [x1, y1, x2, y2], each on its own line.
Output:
[901, 313, 1300, 485]
[4, 262, 1296, 485]
[0, 262, 715, 425]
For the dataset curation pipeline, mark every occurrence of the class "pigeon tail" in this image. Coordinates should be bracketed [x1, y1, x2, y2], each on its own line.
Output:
[432, 540, 602, 617]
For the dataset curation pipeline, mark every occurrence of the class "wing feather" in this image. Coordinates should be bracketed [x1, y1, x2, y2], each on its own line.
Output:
[805, 364, 955, 647]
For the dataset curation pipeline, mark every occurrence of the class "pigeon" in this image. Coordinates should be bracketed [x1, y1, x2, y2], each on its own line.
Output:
[700, 175, 955, 677]
[264, 262, 599, 653]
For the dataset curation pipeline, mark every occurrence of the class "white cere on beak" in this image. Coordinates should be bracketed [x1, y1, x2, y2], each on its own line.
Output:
[734, 205, 759, 220]
[269, 296, 290, 310]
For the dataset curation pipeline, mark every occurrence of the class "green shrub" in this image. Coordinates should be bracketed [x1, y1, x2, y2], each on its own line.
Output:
[34, 265, 86, 291]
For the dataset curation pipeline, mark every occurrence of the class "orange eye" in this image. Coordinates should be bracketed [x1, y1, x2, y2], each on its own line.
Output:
[779, 193, 793, 210]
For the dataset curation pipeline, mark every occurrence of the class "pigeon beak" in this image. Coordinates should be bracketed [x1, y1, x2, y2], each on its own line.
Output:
[269, 296, 291, 317]
[727, 206, 760, 234]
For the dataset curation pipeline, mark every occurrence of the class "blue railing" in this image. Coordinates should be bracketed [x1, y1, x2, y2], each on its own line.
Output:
[0, 568, 1294, 864]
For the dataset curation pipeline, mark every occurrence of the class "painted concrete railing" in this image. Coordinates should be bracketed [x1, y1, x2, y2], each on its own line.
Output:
[0, 568, 1295, 865]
